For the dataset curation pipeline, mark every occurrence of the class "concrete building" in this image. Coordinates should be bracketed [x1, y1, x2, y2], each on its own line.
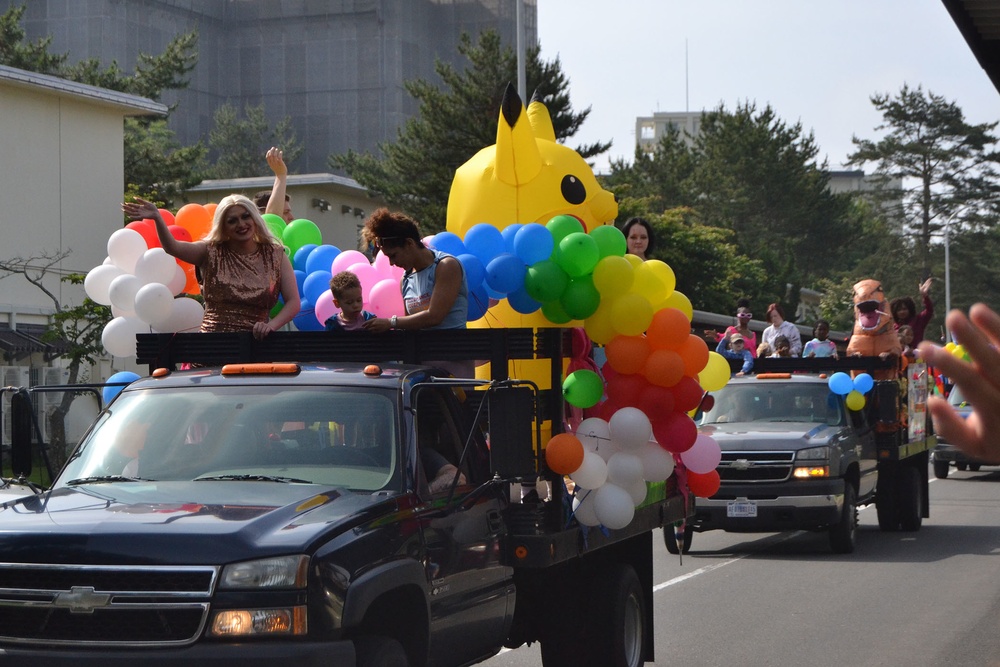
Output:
[9, 0, 538, 174]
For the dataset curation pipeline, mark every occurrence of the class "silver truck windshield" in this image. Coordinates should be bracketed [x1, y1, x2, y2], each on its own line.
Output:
[57, 386, 398, 491]
[700, 382, 844, 426]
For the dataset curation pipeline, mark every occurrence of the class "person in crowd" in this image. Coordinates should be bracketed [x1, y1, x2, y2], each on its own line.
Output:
[716, 332, 754, 376]
[756, 341, 773, 358]
[898, 324, 916, 361]
[769, 335, 792, 358]
[761, 303, 802, 356]
[360, 208, 472, 375]
[122, 194, 300, 339]
[917, 303, 1000, 463]
[803, 320, 839, 359]
[890, 277, 934, 345]
[325, 271, 376, 332]
[253, 147, 294, 224]
[708, 299, 758, 358]
[621, 217, 655, 261]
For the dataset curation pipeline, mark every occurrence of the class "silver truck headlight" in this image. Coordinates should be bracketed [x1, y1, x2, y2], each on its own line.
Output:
[220, 555, 309, 590]
[796, 446, 830, 461]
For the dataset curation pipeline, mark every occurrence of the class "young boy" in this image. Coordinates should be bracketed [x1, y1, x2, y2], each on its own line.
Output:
[770, 335, 793, 357]
[716, 332, 754, 376]
[803, 320, 839, 359]
[325, 271, 377, 331]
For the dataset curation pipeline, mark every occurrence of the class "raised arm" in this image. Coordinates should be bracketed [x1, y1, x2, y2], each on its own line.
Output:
[121, 197, 207, 266]
[264, 147, 288, 220]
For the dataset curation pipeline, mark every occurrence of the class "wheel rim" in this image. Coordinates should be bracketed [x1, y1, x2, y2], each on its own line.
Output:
[623, 591, 643, 667]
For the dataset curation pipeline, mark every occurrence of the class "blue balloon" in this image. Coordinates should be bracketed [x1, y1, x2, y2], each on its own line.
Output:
[303, 270, 333, 305]
[485, 253, 526, 295]
[294, 269, 307, 297]
[464, 223, 505, 265]
[102, 371, 140, 405]
[293, 244, 318, 272]
[457, 253, 486, 291]
[514, 223, 554, 265]
[467, 284, 490, 322]
[853, 373, 874, 394]
[501, 223, 524, 254]
[305, 244, 341, 274]
[429, 232, 467, 257]
[507, 286, 541, 315]
[828, 372, 853, 396]
[293, 299, 323, 331]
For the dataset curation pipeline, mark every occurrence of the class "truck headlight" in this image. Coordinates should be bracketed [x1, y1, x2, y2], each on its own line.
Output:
[209, 606, 308, 637]
[797, 446, 830, 461]
[220, 555, 309, 590]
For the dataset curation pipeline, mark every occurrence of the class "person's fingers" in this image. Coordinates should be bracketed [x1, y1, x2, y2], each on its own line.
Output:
[968, 303, 1000, 350]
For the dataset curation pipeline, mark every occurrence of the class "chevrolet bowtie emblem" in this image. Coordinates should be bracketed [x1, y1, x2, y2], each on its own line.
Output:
[53, 586, 111, 614]
[731, 459, 752, 470]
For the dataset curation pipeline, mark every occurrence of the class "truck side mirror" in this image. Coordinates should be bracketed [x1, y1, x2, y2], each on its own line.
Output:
[487, 386, 535, 478]
[10, 389, 33, 478]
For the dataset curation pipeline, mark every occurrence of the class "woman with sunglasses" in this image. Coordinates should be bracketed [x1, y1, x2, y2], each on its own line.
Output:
[122, 194, 300, 339]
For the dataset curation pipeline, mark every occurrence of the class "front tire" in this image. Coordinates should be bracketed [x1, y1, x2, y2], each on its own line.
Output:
[970, 463, 982, 472]
[899, 466, 923, 531]
[829, 482, 857, 554]
[933, 458, 950, 479]
[590, 564, 646, 667]
[355, 636, 409, 667]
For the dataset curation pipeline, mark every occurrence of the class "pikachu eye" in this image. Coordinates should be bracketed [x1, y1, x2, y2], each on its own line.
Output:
[561, 175, 586, 205]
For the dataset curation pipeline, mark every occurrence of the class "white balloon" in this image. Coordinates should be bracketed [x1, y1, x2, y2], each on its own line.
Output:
[625, 478, 648, 506]
[170, 297, 205, 333]
[84, 264, 123, 305]
[101, 316, 146, 357]
[607, 452, 644, 487]
[576, 417, 610, 453]
[111, 303, 135, 319]
[134, 248, 177, 286]
[609, 407, 652, 450]
[103, 256, 115, 265]
[569, 451, 608, 490]
[166, 263, 187, 296]
[594, 483, 635, 530]
[107, 228, 148, 274]
[134, 283, 175, 327]
[638, 441, 675, 482]
[108, 274, 143, 312]
[572, 489, 601, 526]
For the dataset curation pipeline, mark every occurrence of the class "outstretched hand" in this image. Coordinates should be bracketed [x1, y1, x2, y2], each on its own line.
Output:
[121, 197, 161, 223]
[266, 147, 287, 177]
[919, 277, 933, 297]
[917, 303, 1000, 462]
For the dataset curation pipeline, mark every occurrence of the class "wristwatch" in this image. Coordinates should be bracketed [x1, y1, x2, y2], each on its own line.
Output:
[390, 315, 397, 329]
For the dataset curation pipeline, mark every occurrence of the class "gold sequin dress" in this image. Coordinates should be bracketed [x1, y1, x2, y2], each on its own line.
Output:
[199, 242, 283, 333]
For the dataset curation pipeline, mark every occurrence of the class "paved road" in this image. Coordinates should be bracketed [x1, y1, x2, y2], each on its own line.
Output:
[485, 466, 1000, 666]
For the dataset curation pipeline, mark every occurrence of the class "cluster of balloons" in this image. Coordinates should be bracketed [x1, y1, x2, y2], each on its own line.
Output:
[828, 372, 874, 411]
[86, 203, 215, 357]
[943, 341, 969, 361]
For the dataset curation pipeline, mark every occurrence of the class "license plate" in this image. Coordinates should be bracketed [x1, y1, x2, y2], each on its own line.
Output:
[727, 500, 757, 518]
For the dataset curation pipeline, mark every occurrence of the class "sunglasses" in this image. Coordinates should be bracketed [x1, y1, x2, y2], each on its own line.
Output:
[737, 313, 752, 319]
[374, 236, 403, 250]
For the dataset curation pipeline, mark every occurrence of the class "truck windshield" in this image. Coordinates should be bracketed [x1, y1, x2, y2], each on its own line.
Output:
[57, 386, 398, 491]
[700, 382, 844, 426]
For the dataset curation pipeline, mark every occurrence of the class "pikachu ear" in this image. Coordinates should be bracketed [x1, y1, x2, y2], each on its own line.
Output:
[527, 89, 556, 142]
[494, 82, 542, 186]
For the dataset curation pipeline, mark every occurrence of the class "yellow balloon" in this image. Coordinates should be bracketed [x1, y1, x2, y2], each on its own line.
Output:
[659, 290, 693, 321]
[845, 390, 866, 411]
[699, 352, 731, 392]
[584, 301, 618, 344]
[631, 263, 667, 303]
[592, 256, 634, 295]
[624, 253, 643, 268]
[611, 293, 654, 336]
[644, 260, 676, 296]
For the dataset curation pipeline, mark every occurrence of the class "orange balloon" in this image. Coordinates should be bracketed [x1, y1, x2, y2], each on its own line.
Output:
[678, 335, 710, 376]
[606, 335, 650, 375]
[204, 202, 218, 218]
[643, 349, 685, 387]
[646, 307, 691, 350]
[545, 433, 585, 475]
[176, 203, 213, 241]
[182, 263, 201, 295]
[687, 470, 721, 497]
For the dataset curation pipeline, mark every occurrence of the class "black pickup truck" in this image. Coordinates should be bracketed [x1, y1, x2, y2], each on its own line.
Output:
[0, 328, 687, 667]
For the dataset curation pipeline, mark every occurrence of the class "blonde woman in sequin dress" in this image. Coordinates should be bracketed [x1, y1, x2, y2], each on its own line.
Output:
[122, 195, 300, 339]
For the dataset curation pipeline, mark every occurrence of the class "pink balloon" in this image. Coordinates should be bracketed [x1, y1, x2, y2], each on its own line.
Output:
[348, 262, 380, 300]
[314, 289, 338, 326]
[368, 279, 406, 317]
[331, 250, 370, 275]
[680, 434, 722, 474]
[373, 250, 405, 281]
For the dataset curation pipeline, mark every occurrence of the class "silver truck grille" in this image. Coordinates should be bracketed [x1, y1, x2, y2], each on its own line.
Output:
[0, 563, 217, 647]
[718, 451, 795, 483]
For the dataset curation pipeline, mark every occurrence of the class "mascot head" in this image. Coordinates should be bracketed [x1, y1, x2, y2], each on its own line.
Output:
[851, 279, 893, 334]
[446, 83, 618, 238]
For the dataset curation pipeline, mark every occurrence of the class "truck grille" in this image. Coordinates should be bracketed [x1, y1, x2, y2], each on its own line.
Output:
[0, 563, 216, 647]
[718, 451, 795, 483]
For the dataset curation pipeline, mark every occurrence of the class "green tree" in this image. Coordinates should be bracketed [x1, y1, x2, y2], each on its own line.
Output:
[0, 4, 64, 73]
[207, 102, 304, 178]
[331, 29, 609, 233]
[848, 84, 1000, 276]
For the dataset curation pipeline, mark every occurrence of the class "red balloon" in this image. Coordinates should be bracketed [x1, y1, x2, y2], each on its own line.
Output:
[687, 470, 721, 498]
[606, 373, 649, 408]
[652, 412, 697, 454]
[700, 394, 716, 413]
[158, 208, 176, 226]
[168, 224, 192, 243]
[597, 399, 622, 422]
[670, 376, 704, 413]
[126, 219, 159, 249]
[636, 385, 675, 420]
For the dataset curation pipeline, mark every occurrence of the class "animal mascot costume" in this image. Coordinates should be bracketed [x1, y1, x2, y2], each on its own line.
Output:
[846, 279, 901, 380]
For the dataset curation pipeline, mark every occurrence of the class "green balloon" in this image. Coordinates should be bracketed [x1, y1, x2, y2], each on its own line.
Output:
[263, 213, 286, 240]
[524, 260, 569, 302]
[282, 218, 322, 255]
[555, 232, 600, 278]
[563, 369, 605, 409]
[546, 214, 585, 246]
[590, 224, 627, 258]
[560, 275, 601, 320]
[542, 299, 573, 324]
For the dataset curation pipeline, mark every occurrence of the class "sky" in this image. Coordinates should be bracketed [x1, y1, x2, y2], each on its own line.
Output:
[535, 0, 1000, 174]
